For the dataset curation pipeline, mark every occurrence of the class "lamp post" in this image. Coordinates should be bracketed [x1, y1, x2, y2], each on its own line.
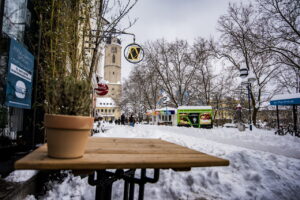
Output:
[240, 66, 256, 131]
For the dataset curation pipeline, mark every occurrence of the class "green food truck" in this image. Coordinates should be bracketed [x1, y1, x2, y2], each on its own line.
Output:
[177, 106, 213, 128]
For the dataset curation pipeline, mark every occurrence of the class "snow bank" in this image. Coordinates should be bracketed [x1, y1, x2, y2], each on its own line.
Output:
[4, 170, 37, 182]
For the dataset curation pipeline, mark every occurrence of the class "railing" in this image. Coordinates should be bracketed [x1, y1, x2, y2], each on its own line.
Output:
[275, 124, 300, 137]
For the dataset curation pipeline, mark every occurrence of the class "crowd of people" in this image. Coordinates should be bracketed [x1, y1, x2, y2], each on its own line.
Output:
[94, 114, 136, 133]
[119, 114, 136, 127]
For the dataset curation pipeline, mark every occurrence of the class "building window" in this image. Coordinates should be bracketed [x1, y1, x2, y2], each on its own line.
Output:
[112, 55, 115, 63]
[111, 47, 117, 53]
[113, 72, 115, 75]
[113, 109, 115, 113]
[101, 109, 103, 112]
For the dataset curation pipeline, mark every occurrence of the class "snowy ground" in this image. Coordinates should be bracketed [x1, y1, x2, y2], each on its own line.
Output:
[11, 125, 300, 199]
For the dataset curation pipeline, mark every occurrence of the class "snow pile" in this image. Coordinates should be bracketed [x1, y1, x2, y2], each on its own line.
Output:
[97, 125, 300, 199]
[4, 170, 37, 182]
[20, 125, 300, 199]
[38, 174, 94, 200]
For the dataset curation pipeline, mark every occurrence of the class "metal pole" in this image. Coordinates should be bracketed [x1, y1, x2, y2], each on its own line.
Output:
[248, 83, 252, 131]
[32, 14, 42, 148]
[293, 105, 297, 133]
[0, 0, 5, 36]
[296, 69, 300, 93]
[276, 105, 280, 130]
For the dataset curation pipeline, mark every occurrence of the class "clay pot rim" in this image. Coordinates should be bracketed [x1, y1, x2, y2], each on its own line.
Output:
[45, 113, 93, 119]
[44, 113, 94, 130]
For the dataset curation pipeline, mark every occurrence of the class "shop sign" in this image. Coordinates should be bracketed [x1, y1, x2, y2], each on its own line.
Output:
[124, 43, 144, 64]
[5, 38, 34, 109]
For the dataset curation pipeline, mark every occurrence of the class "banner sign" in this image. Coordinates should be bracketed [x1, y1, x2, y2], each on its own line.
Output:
[5, 38, 34, 109]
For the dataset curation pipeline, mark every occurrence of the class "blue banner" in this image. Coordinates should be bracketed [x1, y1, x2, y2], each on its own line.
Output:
[270, 98, 300, 106]
[5, 38, 34, 109]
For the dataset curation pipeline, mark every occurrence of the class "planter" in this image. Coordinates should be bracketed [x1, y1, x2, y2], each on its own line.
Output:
[44, 114, 94, 159]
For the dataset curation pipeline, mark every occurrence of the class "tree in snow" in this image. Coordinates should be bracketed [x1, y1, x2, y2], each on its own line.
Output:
[217, 2, 281, 125]
[256, 0, 300, 71]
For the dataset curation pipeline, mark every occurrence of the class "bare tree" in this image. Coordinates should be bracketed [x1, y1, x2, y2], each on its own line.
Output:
[144, 39, 214, 107]
[217, 3, 280, 125]
[210, 71, 236, 120]
[276, 66, 300, 93]
[88, 0, 138, 80]
[120, 66, 156, 120]
[257, 0, 300, 70]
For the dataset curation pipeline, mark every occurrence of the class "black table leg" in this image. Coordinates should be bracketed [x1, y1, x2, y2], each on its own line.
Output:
[88, 169, 160, 200]
[123, 180, 129, 200]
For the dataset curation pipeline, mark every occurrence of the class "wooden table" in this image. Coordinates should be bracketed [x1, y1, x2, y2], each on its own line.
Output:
[15, 137, 229, 200]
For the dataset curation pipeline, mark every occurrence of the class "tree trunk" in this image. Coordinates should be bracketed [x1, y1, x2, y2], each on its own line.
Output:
[252, 107, 259, 126]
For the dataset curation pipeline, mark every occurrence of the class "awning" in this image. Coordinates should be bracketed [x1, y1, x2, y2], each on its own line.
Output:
[270, 93, 300, 105]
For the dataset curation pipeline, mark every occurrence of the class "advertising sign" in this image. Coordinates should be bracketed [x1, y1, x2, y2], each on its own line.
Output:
[199, 112, 212, 125]
[5, 38, 34, 109]
[177, 107, 213, 128]
[178, 113, 199, 127]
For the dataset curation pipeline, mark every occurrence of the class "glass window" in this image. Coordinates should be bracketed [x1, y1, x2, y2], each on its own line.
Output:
[111, 47, 117, 53]
[112, 55, 115, 63]
[101, 109, 103, 112]
[3, 0, 28, 42]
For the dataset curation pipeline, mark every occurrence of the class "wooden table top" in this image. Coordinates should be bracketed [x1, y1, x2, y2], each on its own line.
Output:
[15, 137, 229, 170]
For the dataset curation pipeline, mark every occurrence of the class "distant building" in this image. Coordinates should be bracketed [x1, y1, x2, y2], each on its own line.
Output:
[95, 37, 122, 121]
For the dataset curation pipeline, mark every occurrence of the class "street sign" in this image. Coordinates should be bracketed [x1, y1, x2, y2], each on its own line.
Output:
[5, 38, 34, 109]
[124, 43, 144, 64]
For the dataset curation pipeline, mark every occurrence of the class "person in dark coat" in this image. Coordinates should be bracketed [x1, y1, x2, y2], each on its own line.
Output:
[121, 114, 125, 125]
[129, 115, 135, 127]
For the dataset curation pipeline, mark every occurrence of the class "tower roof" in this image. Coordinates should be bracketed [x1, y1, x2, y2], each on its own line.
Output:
[106, 37, 121, 45]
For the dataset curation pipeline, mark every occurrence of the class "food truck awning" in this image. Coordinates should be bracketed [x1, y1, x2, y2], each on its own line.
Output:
[177, 106, 212, 110]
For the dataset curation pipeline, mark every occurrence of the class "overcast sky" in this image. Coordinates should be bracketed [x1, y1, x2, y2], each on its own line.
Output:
[118, 0, 252, 80]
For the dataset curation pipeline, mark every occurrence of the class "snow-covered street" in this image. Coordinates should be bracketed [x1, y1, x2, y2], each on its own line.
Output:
[25, 124, 300, 200]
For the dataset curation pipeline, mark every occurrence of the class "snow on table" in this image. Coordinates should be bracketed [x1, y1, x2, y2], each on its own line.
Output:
[20, 125, 300, 200]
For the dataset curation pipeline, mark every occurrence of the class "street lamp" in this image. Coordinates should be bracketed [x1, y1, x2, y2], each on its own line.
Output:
[240, 66, 256, 131]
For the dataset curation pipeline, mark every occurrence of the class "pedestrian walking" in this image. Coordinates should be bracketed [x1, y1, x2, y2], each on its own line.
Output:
[121, 114, 125, 125]
[129, 115, 135, 127]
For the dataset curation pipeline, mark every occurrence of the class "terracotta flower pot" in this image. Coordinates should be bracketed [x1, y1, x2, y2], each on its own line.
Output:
[44, 114, 94, 159]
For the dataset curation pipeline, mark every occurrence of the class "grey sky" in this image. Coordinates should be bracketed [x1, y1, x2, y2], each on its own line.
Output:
[119, 0, 253, 80]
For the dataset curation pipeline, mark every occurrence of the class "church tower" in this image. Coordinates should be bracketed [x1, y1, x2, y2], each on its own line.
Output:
[95, 37, 122, 121]
[104, 37, 122, 100]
